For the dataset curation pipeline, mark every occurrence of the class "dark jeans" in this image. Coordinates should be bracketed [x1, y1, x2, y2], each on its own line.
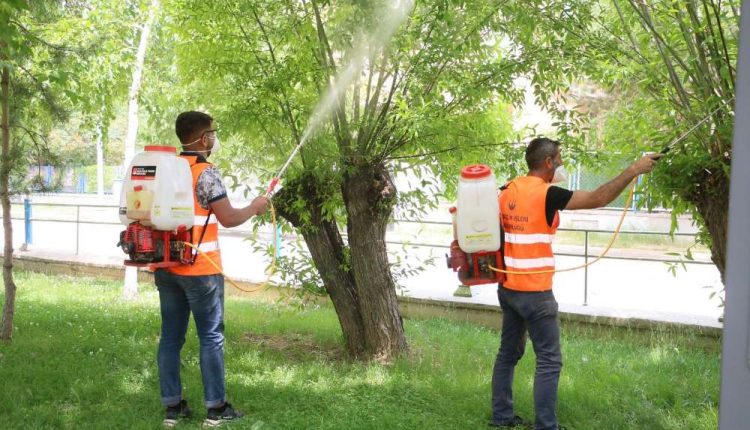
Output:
[491, 286, 562, 430]
[155, 270, 226, 408]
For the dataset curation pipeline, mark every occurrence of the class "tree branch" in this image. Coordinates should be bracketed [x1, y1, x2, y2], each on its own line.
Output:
[385, 141, 519, 161]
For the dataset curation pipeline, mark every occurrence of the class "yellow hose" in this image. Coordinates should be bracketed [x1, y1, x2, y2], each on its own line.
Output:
[182, 199, 279, 294]
[489, 178, 638, 275]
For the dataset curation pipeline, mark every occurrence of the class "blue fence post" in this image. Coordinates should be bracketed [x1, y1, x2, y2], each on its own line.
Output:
[24, 198, 32, 245]
[44, 165, 53, 187]
[77, 171, 87, 193]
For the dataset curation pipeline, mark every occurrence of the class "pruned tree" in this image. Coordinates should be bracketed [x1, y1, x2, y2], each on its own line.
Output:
[166, 0, 522, 360]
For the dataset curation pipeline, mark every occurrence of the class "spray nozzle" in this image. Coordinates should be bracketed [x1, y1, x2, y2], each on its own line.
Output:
[265, 177, 280, 197]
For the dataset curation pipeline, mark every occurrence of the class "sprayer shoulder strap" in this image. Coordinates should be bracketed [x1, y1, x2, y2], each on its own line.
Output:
[498, 184, 508, 270]
[189, 209, 213, 265]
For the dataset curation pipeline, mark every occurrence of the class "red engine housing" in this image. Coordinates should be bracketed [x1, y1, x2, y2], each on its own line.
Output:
[446, 240, 505, 286]
[118, 222, 192, 269]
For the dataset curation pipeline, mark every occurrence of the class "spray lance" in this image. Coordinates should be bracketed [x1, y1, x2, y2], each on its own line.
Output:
[659, 97, 734, 155]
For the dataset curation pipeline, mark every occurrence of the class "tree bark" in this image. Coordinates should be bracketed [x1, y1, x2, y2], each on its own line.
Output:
[299, 220, 366, 357]
[123, 0, 158, 169]
[274, 175, 367, 357]
[342, 163, 406, 360]
[1, 64, 17, 341]
[276, 164, 406, 361]
[690, 167, 729, 282]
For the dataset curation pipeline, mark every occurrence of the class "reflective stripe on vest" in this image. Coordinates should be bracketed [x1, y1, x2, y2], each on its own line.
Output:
[166, 155, 222, 276]
[498, 176, 559, 291]
[504, 256, 556, 269]
[504, 233, 554, 244]
[197, 241, 219, 253]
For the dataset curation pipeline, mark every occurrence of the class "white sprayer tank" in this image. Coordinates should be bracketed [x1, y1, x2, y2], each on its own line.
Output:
[118, 146, 194, 231]
[456, 164, 501, 253]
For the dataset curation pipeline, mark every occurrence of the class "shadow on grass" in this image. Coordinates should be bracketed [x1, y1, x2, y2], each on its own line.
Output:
[240, 332, 347, 363]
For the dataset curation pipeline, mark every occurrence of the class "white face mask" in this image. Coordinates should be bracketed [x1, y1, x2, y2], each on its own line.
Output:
[552, 164, 568, 184]
[184, 133, 220, 157]
[209, 136, 220, 155]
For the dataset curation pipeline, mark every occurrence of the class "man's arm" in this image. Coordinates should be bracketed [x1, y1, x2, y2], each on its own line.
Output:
[210, 196, 269, 228]
[565, 153, 663, 210]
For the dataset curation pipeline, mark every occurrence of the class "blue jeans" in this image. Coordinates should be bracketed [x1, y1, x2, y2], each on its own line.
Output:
[491, 286, 562, 430]
[155, 270, 226, 408]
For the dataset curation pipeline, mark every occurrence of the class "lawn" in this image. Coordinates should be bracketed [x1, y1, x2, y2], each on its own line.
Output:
[0, 271, 719, 429]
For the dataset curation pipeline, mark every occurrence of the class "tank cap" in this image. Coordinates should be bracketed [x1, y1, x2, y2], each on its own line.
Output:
[144, 145, 176, 153]
[460, 164, 492, 179]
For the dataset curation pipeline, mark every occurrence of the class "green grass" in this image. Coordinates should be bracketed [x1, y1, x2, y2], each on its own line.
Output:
[1, 271, 719, 429]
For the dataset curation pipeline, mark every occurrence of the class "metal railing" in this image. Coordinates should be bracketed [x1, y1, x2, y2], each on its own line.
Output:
[3, 200, 713, 306]
[387, 218, 712, 305]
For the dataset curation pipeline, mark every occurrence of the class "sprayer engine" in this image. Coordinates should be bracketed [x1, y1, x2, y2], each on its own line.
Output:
[446, 240, 505, 286]
[118, 222, 192, 268]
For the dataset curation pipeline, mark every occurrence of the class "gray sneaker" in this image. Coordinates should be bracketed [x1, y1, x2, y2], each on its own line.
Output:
[164, 399, 192, 428]
[204, 402, 244, 427]
[488, 415, 529, 428]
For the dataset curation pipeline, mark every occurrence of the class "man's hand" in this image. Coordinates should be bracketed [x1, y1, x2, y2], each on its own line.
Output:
[250, 196, 270, 216]
[566, 152, 664, 210]
[630, 153, 664, 175]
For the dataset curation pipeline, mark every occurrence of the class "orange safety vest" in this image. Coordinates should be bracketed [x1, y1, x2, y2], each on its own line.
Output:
[167, 155, 222, 276]
[498, 176, 559, 291]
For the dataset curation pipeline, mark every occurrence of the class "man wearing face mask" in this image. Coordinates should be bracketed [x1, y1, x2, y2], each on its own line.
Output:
[156, 111, 269, 428]
[489, 137, 661, 430]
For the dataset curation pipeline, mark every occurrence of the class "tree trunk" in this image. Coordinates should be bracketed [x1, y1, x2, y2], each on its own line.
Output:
[299, 221, 366, 357]
[123, 0, 158, 168]
[274, 165, 406, 361]
[122, 0, 159, 299]
[274, 175, 367, 357]
[1, 64, 17, 341]
[342, 163, 406, 360]
[690, 167, 729, 282]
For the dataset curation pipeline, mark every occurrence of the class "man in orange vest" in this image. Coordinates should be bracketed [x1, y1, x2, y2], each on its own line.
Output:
[490, 137, 661, 429]
[156, 111, 269, 428]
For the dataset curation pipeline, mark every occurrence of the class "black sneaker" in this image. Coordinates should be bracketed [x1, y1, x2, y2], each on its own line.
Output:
[488, 415, 529, 428]
[204, 402, 244, 427]
[164, 399, 192, 428]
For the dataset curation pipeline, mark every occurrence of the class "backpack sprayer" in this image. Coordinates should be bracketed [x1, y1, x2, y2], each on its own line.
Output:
[115, 131, 298, 291]
[446, 164, 506, 289]
[116, 146, 195, 269]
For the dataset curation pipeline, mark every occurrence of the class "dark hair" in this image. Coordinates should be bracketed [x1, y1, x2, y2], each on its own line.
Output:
[175, 111, 213, 144]
[525, 137, 561, 170]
